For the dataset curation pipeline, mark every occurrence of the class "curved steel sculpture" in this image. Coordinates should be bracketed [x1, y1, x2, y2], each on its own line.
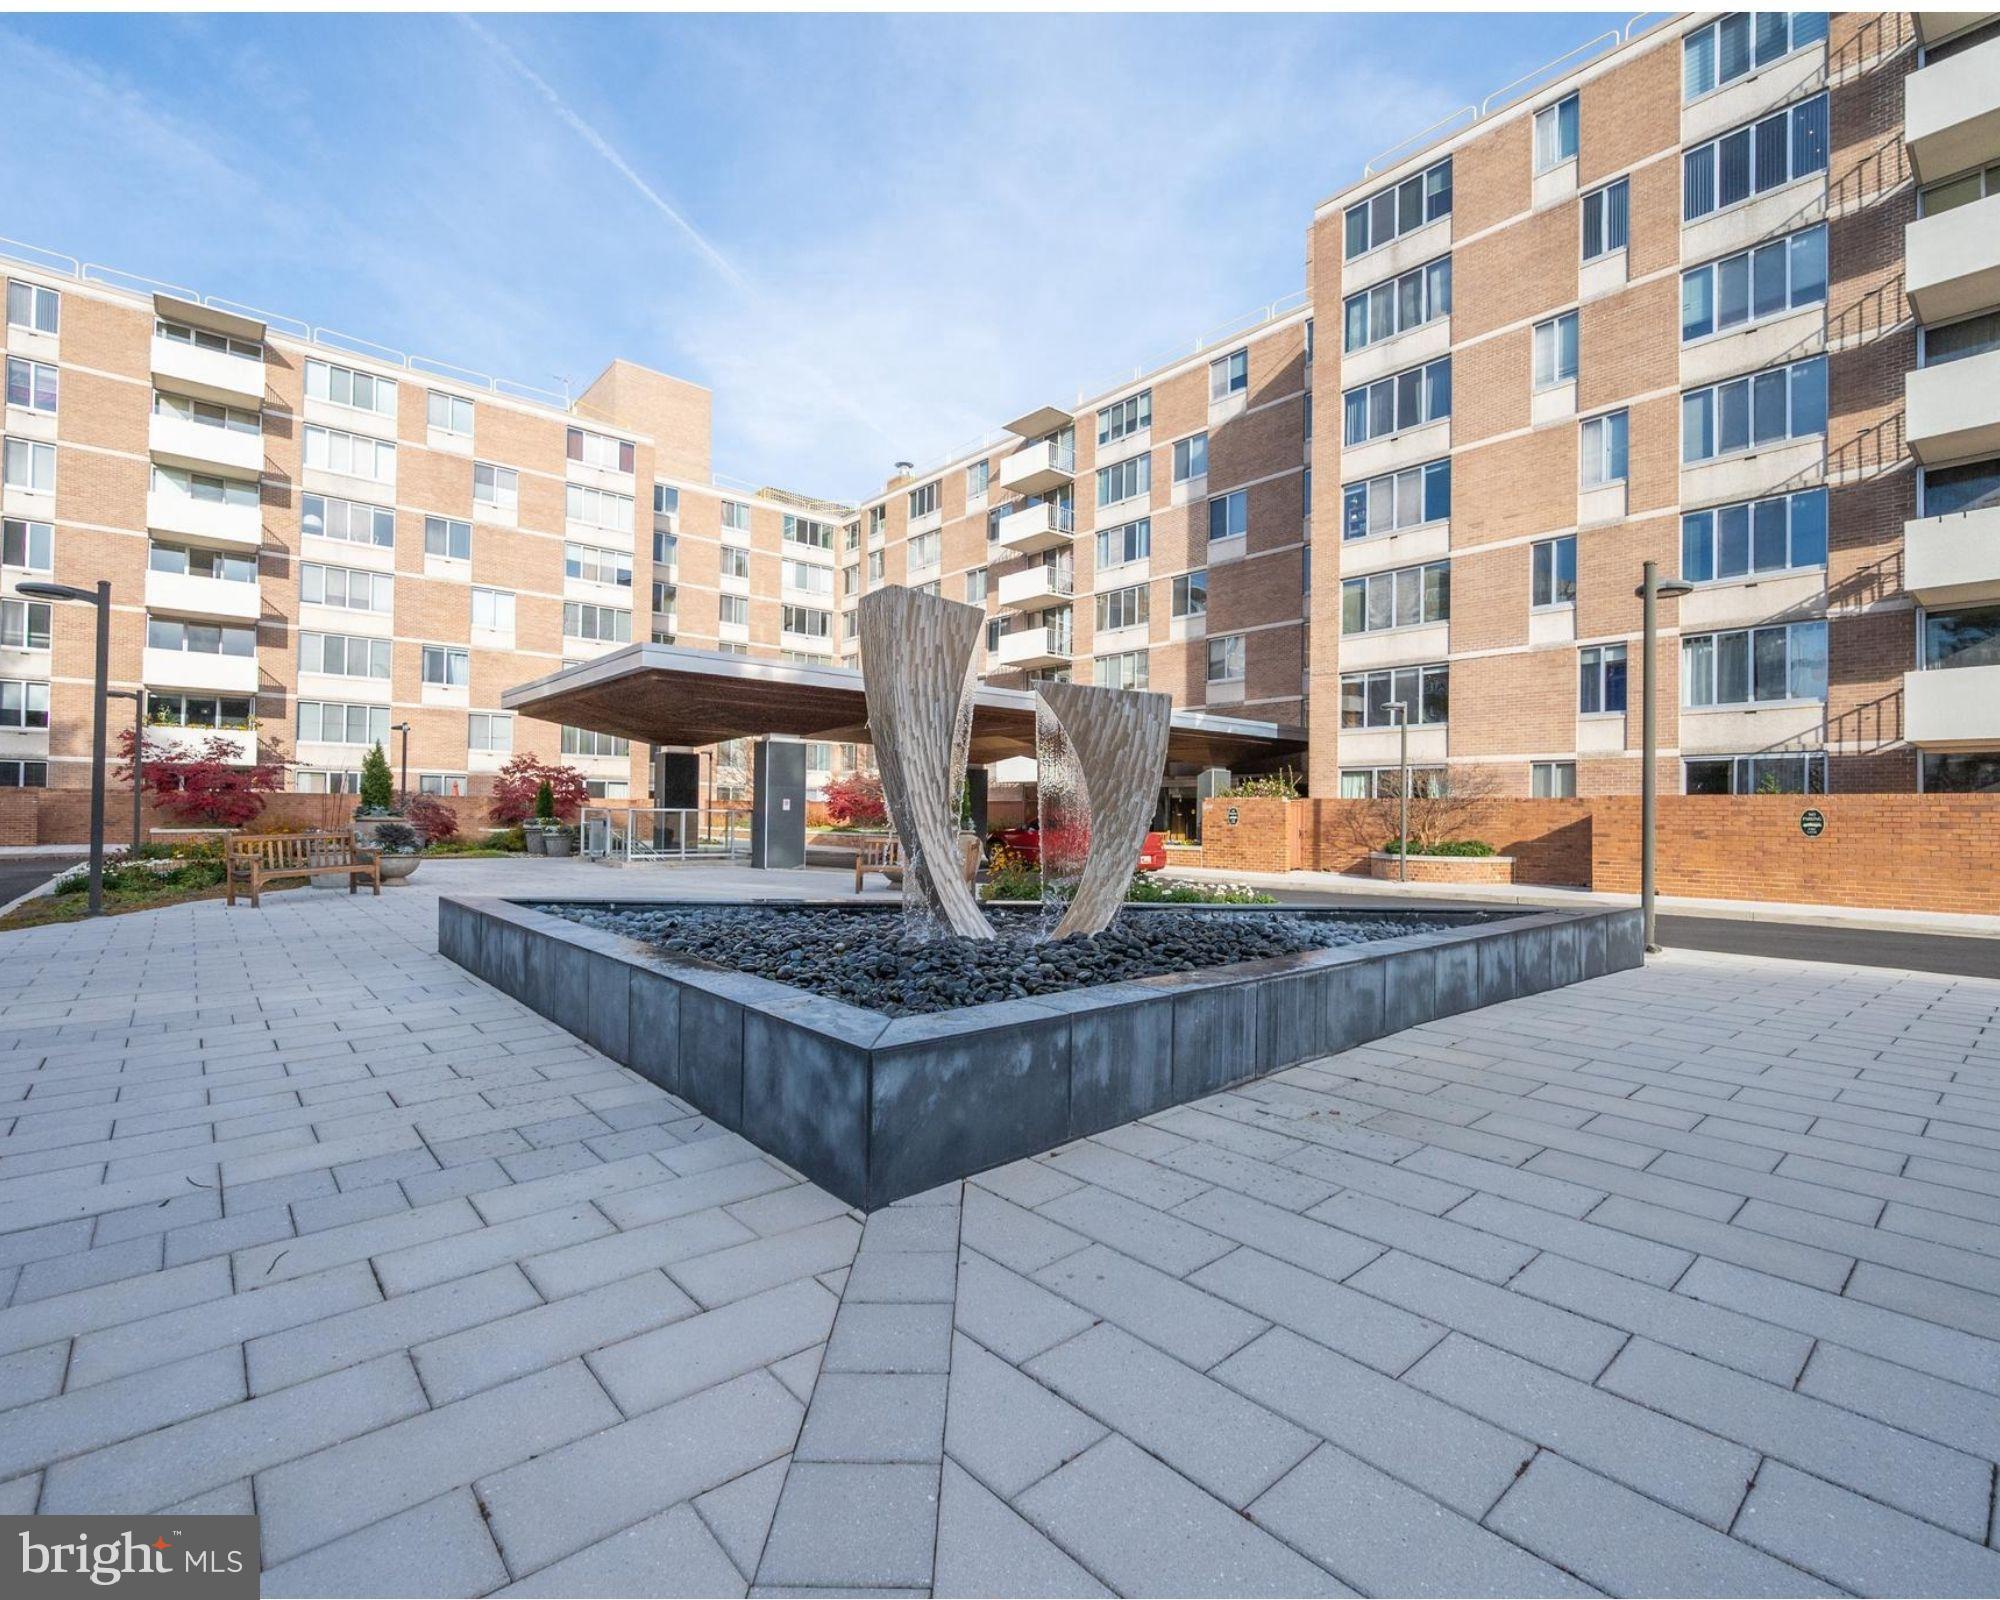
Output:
[856, 586, 995, 940]
[1036, 679, 1172, 938]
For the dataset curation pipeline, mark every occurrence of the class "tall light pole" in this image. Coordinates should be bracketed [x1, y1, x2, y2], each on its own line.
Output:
[105, 688, 145, 855]
[18, 580, 111, 916]
[1635, 562, 1694, 953]
[1385, 699, 1410, 883]
[391, 721, 413, 809]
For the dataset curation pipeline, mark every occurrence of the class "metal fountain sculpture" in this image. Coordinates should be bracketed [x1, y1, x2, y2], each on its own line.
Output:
[856, 585, 1171, 940]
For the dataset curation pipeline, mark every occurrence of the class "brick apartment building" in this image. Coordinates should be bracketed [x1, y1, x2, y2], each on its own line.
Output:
[1, 10, 1995, 820]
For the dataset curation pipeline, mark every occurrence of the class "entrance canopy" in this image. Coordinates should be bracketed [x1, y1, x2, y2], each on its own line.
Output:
[501, 642, 1305, 769]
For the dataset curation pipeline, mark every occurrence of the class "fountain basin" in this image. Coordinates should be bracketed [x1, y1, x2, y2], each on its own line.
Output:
[439, 896, 1643, 1209]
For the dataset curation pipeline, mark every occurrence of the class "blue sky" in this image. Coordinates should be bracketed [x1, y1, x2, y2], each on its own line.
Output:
[0, 11, 1618, 501]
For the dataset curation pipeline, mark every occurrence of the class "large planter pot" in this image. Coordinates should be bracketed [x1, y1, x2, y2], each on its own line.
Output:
[1368, 850, 1515, 885]
[378, 854, 421, 885]
[524, 828, 548, 856]
[545, 831, 576, 858]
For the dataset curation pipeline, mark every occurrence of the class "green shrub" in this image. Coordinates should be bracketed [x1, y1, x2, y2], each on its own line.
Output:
[358, 743, 396, 814]
[1222, 767, 1303, 800]
[1380, 838, 1496, 857]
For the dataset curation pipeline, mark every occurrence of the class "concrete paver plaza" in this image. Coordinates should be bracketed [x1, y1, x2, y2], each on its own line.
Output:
[4, 858, 2000, 1596]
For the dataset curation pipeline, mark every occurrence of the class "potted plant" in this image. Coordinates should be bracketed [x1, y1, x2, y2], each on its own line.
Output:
[352, 743, 400, 847]
[524, 779, 557, 854]
[369, 820, 424, 883]
[545, 822, 577, 858]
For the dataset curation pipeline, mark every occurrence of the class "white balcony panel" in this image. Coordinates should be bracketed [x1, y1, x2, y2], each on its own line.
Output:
[1908, 193, 2000, 325]
[1339, 522, 1450, 577]
[1906, 504, 2000, 605]
[1907, 662, 2000, 748]
[1339, 725, 1446, 767]
[146, 491, 261, 548]
[993, 626, 1072, 671]
[143, 648, 258, 695]
[995, 565, 1075, 612]
[150, 727, 256, 764]
[1578, 247, 1629, 303]
[148, 414, 263, 478]
[1908, 347, 2000, 463]
[1682, 47, 1825, 147]
[150, 334, 265, 405]
[1531, 381, 1576, 428]
[1677, 702, 1823, 755]
[1905, 32, 2000, 184]
[1339, 622, 1449, 672]
[996, 502, 1074, 555]
[144, 570, 260, 624]
[302, 397, 396, 443]
[998, 439, 1075, 497]
[1679, 308, 1825, 390]
[1679, 570, 1827, 633]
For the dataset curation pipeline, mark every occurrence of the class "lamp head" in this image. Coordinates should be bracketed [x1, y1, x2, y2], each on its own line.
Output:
[13, 581, 101, 606]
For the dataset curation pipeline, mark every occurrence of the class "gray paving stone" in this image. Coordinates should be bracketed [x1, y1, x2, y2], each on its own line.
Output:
[1191, 1245, 1445, 1375]
[971, 1157, 1084, 1209]
[590, 1278, 838, 1414]
[597, 1159, 796, 1229]
[291, 1180, 411, 1235]
[12, 1234, 162, 1303]
[943, 1332, 1104, 1499]
[729, 1183, 856, 1238]
[0, 1217, 96, 1269]
[840, 1248, 955, 1304]
[1160, 1138, 1340, 1211]
[1797, 1341, 2000, 1461]
[822, 1300, 952, 1374]
[1035, 1243, 1266, 1369]
[523, 1205, 754, 1300]
[261, 1489, 509, 1599]
[1581, 1193, 1854, 1290]
[951, 1248, 1096, 1364]
[1454, 1190, 1697, 1285]
[669, 1216, 862, 1309]
[1016, 1434, 1348, 1596]
[694, 1457, 788, 1585]
[756, 1462, 940, 1590]
[0, 1472, 40, 1513]
[1734, 1459, 2000, 1597]
[1173, 1187, 1383, 1283]
[959, 1186, 1089, 1275]
[399, 1156, 511, 1208]
[234, 1196, 482, 1287]
[1036, 1183, 1232, 1276]
[92, 1188, 220, 1245]
[0, 1344, 244, 1481]
[163, 1202, 295, 1267]
[334, 1146, 440, 1191]
[1044, 1141, 1210, 1209]
[1344, 1249, 1626, 1379]
[0, 1257, 229, 1358]
[796, 1372, 946, 1463]
[1521, 1148, 1745, 1221]
[497, 1502, 747, 1598]
[469, 1151, 668, 1224]
[0, 1340, 69, 1410]
[934, 1458, 1109, 1599]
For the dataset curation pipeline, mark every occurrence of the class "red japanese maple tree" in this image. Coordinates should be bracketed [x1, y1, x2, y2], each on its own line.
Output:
[822, 770, 887, 828]
[116, 729, 289, 829]
[486, 753, 590, 827]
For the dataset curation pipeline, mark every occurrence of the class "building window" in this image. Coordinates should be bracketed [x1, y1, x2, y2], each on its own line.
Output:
[986, 617, 1004, 653]
[566, 484, 634, 532]
[1207, 634, 1246, 684]
[1341, 664, 1448, 727]
[155, 466, 260, 514]
[1686, 752, 1826, 794]
[1682, 357, 1826, 463]
[1208, 491, 1248, 542]
[0, 680, 50, 730]
[783, 605, 832, 640]
[720, 594, 749, 628]
[5, 357, 58, 414]
[1579, 643, 1628, 714]
[1531, 760, 1577, 798]
[472, 587, 515, 632]
[1921, 160, 2000, 218]
[303, 493, 393, 547]
[1344, 257, 1452, 356]
[866, 551, 884, 585]
[721, 500, 751, 534]
[1341, 562, 1449, 634]
[0, 760, 49, 788]
[427, 391, 474, 435]
[298, 631, 387, 677]
[1682, 226, 1827, 343]
[1923, 752, 2000, 792]
[652, 581, 677, 616]
[1534, 93, 1579, 173]
[1684, 12, 1827, 101]
[1923, 604, 2000, 670]
[908, 530, 941, 571]
[297, 702, 390, 747]
[1209, 349, 1248, 401]
[1339, 766, 1448, 799]
[2, 518, 53, 571]
[155, 318, 258, 359]
[964, 568, 988, 604]
[1094, 518, 1151, 570]
[155, 392, 259, 436]
[562, 726, 630, 758]
[567, 427, 635, 474]
[1682, 488, 1828, 582]
[1173, 570, 1208, 618]
[149, 543, 257, 584]
[151, 618, 255, 659]
[0, 600, 50, 650]
[1580, 178, 1629, 261]
[719, 545, 750, 582]
[565, 542, 633, 588]
[305, 359, 396, 417]
[1097, 650, 1148, 692]
[783, 514, 834, 550]
[148, 694, 252, 731]
[1581, 410, 1629, 487]
[966, 460, 989, 499]
[6, 281, 59, 335]
[424, 516, 472, 562]
[472, 462, 518, 512]
[1923, 308, 2000, 370]
[300, 561, 390, 611]
[1922, 457, 2000, 517]
[304, 426, 393, 483]
[1684, 620, 1828, 706]
[783, 558, 833, 595]
[1098, 391, 1151, 444]
[1343, 357, 1451, 446]
[468, 713, 512, 753]
[1683, 94, 1829, 222]
[908, 481, 940, 520]
[1344, 158, 1452, 259]
[654, 484, 681, 523]
[867, 505, 885, 540]
[1532, 535, 1577, 607]
[1172, 433, 1208, 483]
[655, 530, 679, 568]
[563, 602, 632, 643]
[3, 439, 55, 494]
[418, 775, 469, 797]
[1095, 584, 1149, 633]
[1533, 312, 1579, 388]
[1342, 459, 1450, 540]
[420, 645, 469, 687]
[1097, 455, 1149, 508]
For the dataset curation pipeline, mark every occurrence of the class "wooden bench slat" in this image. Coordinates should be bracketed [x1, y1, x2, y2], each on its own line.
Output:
[226, 830, 383, 909]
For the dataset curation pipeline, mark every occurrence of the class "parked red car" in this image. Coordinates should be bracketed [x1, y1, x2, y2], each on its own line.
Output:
[988, 824, 1167, 873]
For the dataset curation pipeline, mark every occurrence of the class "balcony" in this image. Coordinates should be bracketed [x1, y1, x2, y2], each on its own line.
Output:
[1908, 347, 2000, 463]
[1002, 403, 1073, 438]
[1908, 192, 2000, 324]
[150, 332, 265, 406]
[146, 489, 261, 547]
[142, 647, 258, 695]
[998, 438, 1076, 497]
[148, 414, 263, 478]
[1906, 660, 2000, 748]
[1906, 505, 2000, 606]
[992, 625, 1073, 671]
[144, 569, 261, 624]
[145, 725, 256, 764]
[995, 499, 1074, 555]
[995, 563, 1075, 612]
[1905, 30, 2000, 185]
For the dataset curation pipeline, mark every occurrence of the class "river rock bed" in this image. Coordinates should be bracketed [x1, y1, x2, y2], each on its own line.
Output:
[538, 903, 1485, 1016]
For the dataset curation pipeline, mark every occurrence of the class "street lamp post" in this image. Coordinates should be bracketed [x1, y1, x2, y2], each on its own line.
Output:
[1634, 562, 1695, 953]
[105, 688, 145, 855]
[1385, 699, 1410, 884]
[18, 580, 111, 916]
[391, 721, 413, 809]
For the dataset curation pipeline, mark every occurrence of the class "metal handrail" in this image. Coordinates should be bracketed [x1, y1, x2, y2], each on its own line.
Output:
[578, 806, 748, 863]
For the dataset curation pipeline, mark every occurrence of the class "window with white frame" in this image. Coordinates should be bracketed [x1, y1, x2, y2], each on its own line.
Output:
[1209, 348, 1248, 401]
[964, 568, 987, 604]
[722, 500, 751, 534]
[298, 631, 387, 677]
[783, 558, 833, 595]
[1533, 312, 1579, 388]
[421, 645, 470, 688]
[907, 481, 939, 520]
[652, 581, 677, 616]
[867, 505, 885, 540]
[1339, 766, 1449, 799]
[297, 702, 390, 746]
[565, 542, 632, 588]
[1343, 159, 1452, 259]
[566, 483, 633, 532]
[427, 390, 473, 435]
[303, 492, 392, 547]
[1579, 643, 1628, 714]
[305, 359, 396, 417]
[305, 425, 392, 483]
[1172, 433, 1208, 483]
[1342, 459, 1450, 540]
[719, 594, 749, 628]
[865, 550, 884, 585]
[471, 587, 515, 632]
[295, 770, 361, 795]
[1922, 457, 2000, 518]
[472, 462, 517, 512]
[563, 726, 629, 758]
[908, 530, 941, 570]
[1097, 518, 1151, 569]
[562, 601, 631, 643]
[1682, 356, 1826, 463]
[1683, 620, 1828, 706]
[3, 439, 55, 493]
[1173, 570, 1208, 617]
[1208, 490, 1248, 542]
[1532, 535, 1577, 607]
[147, 694, 252, 730]
[1098, 390, 1151, 444]
[1683, 94, 1829, 222]
[1342, 258, 1451, 354]
[567, 427, 635, 474]
[1342, 562, 1449, 634]
[1580, 178, 1629, 261]
[655, 484, 681, 523]
[155, 465, 259, 511]
[1097, 650, 1148, 691]
[1095, 584, 1148, 633]
[419, 774, 469, 797]
[300, 562, 391, 612]
[5, 357, 58, 413]
[424, 516, 472, 562]
[1682, 487, 1828, 582]
[1684, 751, 1827, 794]
[0, 760, 49, 788]
[1207, 633, 1247, 683]
[1535, 93, 1579, 172]
[1581, 410, 1629, 487]
[1341, 664, 1448, 726]
[145, 617, 256, 658]
[1097, 455, 1149, 508]
[0, 600, 50, 650]
[0, 680, 49, 730]
[1531, 760, 1578, 798]
[468, 713, 512, 753]
[783, 515, 834, 550]
[782, 605, 832, 640]
[1683, 12, 1827, 101]
[155, 392, 259, 435]
[1682, 225, 1827, 342]
[655, 530, 679, 568]
[1343, 357, 1451, 446]
[1924, 309, 2000, 369]
[6, 281, 59, 335]
[966, 460, 989, 499]
[155, 318, 258, 359]
[2, 519, 53, 571]
[148, 543, 256, 584]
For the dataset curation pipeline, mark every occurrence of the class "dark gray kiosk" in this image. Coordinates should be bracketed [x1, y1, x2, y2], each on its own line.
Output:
[750, 739, 807, 869]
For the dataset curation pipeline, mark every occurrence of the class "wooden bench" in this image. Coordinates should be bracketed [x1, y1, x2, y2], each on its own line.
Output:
[853, 835, 981, 892]
[226, 831, 381, 908]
